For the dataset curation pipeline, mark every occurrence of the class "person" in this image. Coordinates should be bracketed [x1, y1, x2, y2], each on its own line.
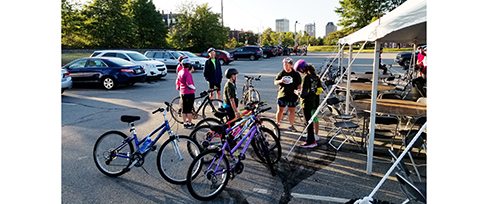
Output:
[274, 57, 302, 132]
[203, 47, 223, 100]
[295, 60, 322, 148]
[379, 47, 388, 75]
[176, 55, 188, 72]
[176, 58, 196, 129]
[223, 68, 240, 121]
[413, 47, 427, 97]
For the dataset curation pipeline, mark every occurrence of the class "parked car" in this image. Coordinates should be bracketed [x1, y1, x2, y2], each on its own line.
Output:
[61, 68, 72, 93]
[91, 50, 166, 78]
[177, 51, 208, 70]
[144, 50, 182, 72]
[62, 57, 146, 90]
[276, 46, 284, 56]
[230, 46, 263, 61]
[261, 46, 277, 58]
[199, 49, 234, 65]
[394, 45, 426, 69]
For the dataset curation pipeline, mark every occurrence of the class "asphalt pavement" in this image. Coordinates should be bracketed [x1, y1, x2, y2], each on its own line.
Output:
[62, 52, 424, 203]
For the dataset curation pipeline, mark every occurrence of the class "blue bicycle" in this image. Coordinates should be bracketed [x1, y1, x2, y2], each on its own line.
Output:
[93, 102, 202, 184]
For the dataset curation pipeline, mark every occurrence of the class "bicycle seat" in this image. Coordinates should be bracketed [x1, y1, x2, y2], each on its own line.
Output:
[120, 115, 141, 123]
[327, 97, 341, 105]
[214, 110, 228, 119]
[200, 91, 208, 97]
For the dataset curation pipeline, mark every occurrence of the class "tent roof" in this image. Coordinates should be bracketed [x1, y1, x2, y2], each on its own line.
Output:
[338, 0, 426, 45]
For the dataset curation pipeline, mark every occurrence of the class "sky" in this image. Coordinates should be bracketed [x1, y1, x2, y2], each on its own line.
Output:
[151, 0, 341, 38]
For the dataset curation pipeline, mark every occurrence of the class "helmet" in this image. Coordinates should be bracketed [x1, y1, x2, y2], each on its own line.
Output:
[181, 58, 191, 68]
[225, 68, 239, 79]
[178, 55, 187, 63]
[207, 47, 216, 53]
[293, 59, 307, 73]
[282, 57, 293, 64]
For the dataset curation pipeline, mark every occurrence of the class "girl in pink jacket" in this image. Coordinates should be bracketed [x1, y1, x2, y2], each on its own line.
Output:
[176, 58, 196, 128]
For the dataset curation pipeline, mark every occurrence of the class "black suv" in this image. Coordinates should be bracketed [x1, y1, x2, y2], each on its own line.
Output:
[230, 46, 263, 61]
[261, 46, 277, 58]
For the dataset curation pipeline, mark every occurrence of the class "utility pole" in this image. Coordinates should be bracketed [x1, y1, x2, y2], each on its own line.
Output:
[221, 0, 224, 27]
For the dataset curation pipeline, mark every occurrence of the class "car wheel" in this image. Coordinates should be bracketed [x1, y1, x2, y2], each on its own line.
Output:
[250, 55, 256, 61]
[219, 59, 225, 66]
[102, 77, 115, 90]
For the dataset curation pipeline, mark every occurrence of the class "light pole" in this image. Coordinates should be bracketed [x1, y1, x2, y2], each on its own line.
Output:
[294, 21, 298, 46]
[221, 0, 223, 27]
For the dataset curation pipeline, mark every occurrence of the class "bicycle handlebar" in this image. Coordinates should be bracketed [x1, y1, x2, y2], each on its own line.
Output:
[152, 102, 171, 114]
[152, 108, 165, 114]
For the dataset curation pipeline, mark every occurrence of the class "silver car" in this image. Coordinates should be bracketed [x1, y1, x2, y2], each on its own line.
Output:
[61, 69, 72, 93]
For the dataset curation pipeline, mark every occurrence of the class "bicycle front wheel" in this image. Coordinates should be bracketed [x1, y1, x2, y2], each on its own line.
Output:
[252, 127, 282, 164]
[260, 117, 281, 140]
[170, 96, 184, 124]
[186, 149, 230, 201]
[93, 131, 133, 177]
[194, 117, 222, 129]
[202, 99, 223, 119]
[190, 124, 223, 151]
[157, 135, 202, 185]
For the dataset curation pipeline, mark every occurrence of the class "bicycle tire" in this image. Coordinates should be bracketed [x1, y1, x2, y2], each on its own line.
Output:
[156, 135, 202, 185]
[190, 124, 223, 151]
[259, 117, 281, 140]
[186, 149, 230, 201]
[93, 131, 133, 177]
[251, 127, 281, 164]
[194, 117, 222, 129]
[256, 135, 276, 176]
[202, 99, 223, 119]
[170, 96, 184, 124]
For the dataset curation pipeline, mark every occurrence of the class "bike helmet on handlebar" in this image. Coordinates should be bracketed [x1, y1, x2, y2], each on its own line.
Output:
[294, 59, 307, 73]
[225, 68, 239, 79]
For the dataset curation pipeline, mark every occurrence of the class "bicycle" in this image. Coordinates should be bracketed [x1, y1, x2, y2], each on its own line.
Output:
[170, 89, 223, 124]
[92, 102, 202, 184]
[241, 75, 261, 105]
[186, 103, 281, 201]
[193, 106, 281, 140]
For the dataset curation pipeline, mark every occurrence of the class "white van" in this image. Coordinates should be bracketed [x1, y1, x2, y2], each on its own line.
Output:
[91, 50, 167, 78]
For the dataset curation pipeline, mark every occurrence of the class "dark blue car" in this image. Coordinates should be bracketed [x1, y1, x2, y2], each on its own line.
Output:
[62, 57, 146, 90]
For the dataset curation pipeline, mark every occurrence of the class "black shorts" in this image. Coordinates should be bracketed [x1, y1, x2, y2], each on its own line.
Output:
[208, 82, 221, 90]
[277, 97, 298, 108]
[181, 94, 195, 114]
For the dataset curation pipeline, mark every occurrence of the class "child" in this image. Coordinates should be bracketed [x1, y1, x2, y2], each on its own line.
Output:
[176, 58, 196, 128]
[294, 59, 322, 148]
[223, 68, 240, 121]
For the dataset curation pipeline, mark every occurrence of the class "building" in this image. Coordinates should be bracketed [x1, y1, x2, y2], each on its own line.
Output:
[275, 19, 289, 32]
[325, 22, 337, 36]
[229, 30, 241, 41]
[304, 23, 316, 37]
[161, 11, 180, 28]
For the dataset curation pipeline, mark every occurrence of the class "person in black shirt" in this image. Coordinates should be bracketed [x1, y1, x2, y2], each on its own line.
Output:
[204, 47, 223, 100]
[274, 57, 302, 131]
[223, 68, 240, 120]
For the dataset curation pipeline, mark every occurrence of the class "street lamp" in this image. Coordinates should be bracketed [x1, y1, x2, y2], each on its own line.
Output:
[294, 21, 299, 46]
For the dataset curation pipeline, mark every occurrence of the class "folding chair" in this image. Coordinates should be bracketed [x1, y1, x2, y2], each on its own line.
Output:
[395, 173, 427, 204]
[374, 115, 400, 151]
[400, 117, 427, 181]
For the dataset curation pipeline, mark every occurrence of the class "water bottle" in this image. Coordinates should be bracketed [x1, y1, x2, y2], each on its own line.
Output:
[140, 137, 152, 153]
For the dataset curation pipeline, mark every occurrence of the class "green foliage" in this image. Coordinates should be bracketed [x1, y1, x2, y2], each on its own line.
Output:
[259, 28, 295, 47]
[167, 3, 228, 52]
[335, 0, 407, 31]
[323, 29, 353, 45]
[61, 0, 91, 48]
[129, 0, 167, 48]
[238, 31, 258, 45]
[225, 37, 238, 49]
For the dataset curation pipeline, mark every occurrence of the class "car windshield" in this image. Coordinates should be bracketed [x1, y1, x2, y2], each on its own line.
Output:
[127, 52, 150, 61]
[106, 58, 136, 66]
[171, 51, 182, 58]
[182, 51, 198, 58]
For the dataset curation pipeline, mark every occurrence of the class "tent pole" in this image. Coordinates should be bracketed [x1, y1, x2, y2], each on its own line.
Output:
[345, 44, 353, 114]
[367, 41, 381, 175]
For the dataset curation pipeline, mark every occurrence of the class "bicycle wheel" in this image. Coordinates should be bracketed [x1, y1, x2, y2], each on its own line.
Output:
[252, 127, 281, 164]
[190, 125, 224, 151]
[93, 131, 133, 177]
[259, 117, 281, 140]
[202, 99, 223, 119]
[170, 96, 184, 124]
[186, 149, 230, 201]
[157, 135, 202, 185]
[255, 134, 276, 176]
[194, 117, 222, 129]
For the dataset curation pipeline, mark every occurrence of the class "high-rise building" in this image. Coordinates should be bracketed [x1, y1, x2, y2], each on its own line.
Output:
[325, 22, 337, 36]
[305, 23, 316, 37]
[276, 19, 289, 32]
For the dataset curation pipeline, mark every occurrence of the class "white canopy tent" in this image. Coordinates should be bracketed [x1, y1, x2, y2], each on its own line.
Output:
[338, 0, 427, 174]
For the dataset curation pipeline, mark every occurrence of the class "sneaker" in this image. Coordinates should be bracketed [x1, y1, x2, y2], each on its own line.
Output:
[186, 123, 195, 129]
[288, 126, 298, 132]
[300, 141, 318, 148]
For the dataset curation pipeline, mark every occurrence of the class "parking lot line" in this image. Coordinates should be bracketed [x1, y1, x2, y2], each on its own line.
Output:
[290, 192, 351, 203]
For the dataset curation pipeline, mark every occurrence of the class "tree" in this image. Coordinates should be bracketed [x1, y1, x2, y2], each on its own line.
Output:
[225, 37, 238, 49]
[81, 0, 134, 48]
[335, 0, 407, 32]
[167, 3, 228, 52]
[238, 31, 258, 45]
[62, 0, 90, 48]
[129, 0, 167, 48]
[260, 28, 273, 46]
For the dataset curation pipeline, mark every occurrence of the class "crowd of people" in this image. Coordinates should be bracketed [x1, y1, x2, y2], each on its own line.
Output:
[175, 47, 323, 148]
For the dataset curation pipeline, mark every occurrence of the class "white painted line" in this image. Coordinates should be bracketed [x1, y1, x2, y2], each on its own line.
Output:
[77, 156, 88, 160]
[62, 102, 77, 105]
[252, 188, 269, 194]
[291, 193, 351, 203]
